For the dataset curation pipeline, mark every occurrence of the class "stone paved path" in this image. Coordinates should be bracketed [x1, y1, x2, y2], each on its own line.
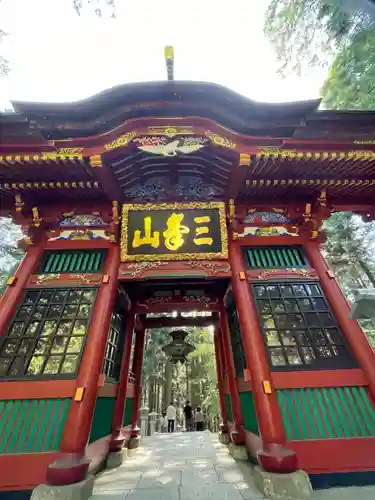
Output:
[90, 431, 375, 500]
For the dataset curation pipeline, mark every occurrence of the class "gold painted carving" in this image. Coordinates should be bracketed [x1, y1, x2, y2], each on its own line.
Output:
[185, 261, 231, 276]
[15, 194, 24, 212]
[40, 148, 83, 160]
[239, 153, 251, 166]
[32, 207, 42, 227]
[258, 148, 297, 157]
[205, 132, 236, 149]
[35, 274, 61, 284]
[90, 155, 103, 168]
[34, 273, 101, 285]
[120, 261, 169, 278]
[2, 181, 99, 190]
[112, 200, 119, 225]
[148, 126, 194, 137]
[256, 268, 315, 280]
[121, 201, 228, 262]
[353, 140, 375, 144]
[104, 132, 136, 151]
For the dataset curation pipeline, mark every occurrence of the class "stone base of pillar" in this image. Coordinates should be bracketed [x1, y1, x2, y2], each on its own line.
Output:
[253, 466, 313, 500]
[106, 448, 128, 469]
[228, 442, 248, 461]
[219, 432, 230, 445]
[128, 436, 141, 449]
[31, 475, 94, 500]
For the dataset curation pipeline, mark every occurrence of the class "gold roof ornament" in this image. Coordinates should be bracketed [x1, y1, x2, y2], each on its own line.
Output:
[164, 46, 174, 81]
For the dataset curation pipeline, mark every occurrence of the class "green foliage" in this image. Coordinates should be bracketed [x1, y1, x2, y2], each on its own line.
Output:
[321, 30, 375, 109]
[0, 218, 23, 294]
[324, 212, 375, 347]
[265, 0, 375, 76]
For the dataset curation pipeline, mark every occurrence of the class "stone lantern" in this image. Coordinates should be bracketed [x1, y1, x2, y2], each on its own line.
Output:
[162, 330, 195, 364]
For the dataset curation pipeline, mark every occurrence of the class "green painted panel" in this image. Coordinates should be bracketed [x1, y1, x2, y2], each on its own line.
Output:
[123, 397, 133, 426]
[89, 397, 116, 443]
[239, 391, 258, 434]
[245, 246, 308, 269]
[0, 398, 70, 453]
[225, 393, 233, 421]
[277, 387, 375, 440]
[39, 250, 106, 274]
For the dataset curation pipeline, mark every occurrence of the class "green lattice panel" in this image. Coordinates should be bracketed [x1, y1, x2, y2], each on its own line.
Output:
[0, 398, 70, 453]
[245, 246, 308, 269]
[40, 250, 106, 274]
[277, 387, 375, 440]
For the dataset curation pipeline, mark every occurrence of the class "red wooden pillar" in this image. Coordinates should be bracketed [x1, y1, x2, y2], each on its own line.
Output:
[0, 237, 46, 337]
[305, 243, 375, 398]
[219, 306, 245, 444]
[130, 325, 146, 437]
[214, 327, 228, 432]
[229, 240, 297, 473]
[109, 312, 135, 452]
[46, 245, 120, 486]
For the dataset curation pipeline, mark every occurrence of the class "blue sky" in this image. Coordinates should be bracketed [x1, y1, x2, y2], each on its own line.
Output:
[0, 0, 327, 110]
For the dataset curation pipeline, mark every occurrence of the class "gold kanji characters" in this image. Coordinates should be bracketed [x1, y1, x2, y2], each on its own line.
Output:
[163, 213, 190, 250]
[132, 216, 160, 248]
[193, 216, 213, 245]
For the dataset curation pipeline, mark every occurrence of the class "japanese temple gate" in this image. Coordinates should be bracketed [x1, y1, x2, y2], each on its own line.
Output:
[2, 52, 375, 495]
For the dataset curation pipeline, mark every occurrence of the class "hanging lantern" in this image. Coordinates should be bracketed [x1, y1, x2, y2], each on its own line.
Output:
[162, 329, 195, 364]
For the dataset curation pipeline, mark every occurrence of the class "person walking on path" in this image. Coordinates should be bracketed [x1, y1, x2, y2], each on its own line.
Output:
[183, 401, 193, 431]
[159, 412, 168, 433]
[166, 402, 176, 433]
[194, 406, 204, 431]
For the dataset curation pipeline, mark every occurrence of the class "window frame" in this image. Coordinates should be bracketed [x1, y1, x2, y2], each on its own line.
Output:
[251, 281, 357, 372]
[0, 287, 98, 381]
[102, 312, 127, 382]
[226, 301, 247, 378]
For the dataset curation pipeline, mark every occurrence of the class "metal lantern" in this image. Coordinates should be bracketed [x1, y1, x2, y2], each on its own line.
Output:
[162, 329, 195, 364]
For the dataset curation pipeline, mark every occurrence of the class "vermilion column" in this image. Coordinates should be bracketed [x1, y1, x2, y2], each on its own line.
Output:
[214, 327, 228, 432]
[0, 237, 46, 337]
[130, 325, 146, 437]
[229, 240, 297, 473]
[47, 244, 120, 486]
[305, 243, 375, 398]
[219, 307, 245, 444]
[109, 312, 135, 452]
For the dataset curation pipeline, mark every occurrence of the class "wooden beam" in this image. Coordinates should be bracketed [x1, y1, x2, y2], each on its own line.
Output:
[89, 155, 122, 202]
[144, 315, 218, 329]
[227, 154, 249, 199]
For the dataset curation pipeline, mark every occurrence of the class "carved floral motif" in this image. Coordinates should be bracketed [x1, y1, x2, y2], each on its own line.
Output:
[59, 214, 106, 227]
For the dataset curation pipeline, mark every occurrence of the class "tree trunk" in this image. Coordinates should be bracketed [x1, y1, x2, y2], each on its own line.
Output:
[163, 359, 172, 409]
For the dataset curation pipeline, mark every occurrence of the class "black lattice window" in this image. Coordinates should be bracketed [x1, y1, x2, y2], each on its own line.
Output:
[227, 301, 247, 378]
[252, 282, 356, 371]
[0, 288, 97, 379]
[103, 312, 127, 381]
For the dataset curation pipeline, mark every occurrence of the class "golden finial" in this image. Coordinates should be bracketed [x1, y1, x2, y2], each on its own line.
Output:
[32, 207, 42, 227]
[164, 46, 174, 81]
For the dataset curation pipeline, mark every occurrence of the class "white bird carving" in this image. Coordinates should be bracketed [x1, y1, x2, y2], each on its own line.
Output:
[137, 139, 204, 156]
